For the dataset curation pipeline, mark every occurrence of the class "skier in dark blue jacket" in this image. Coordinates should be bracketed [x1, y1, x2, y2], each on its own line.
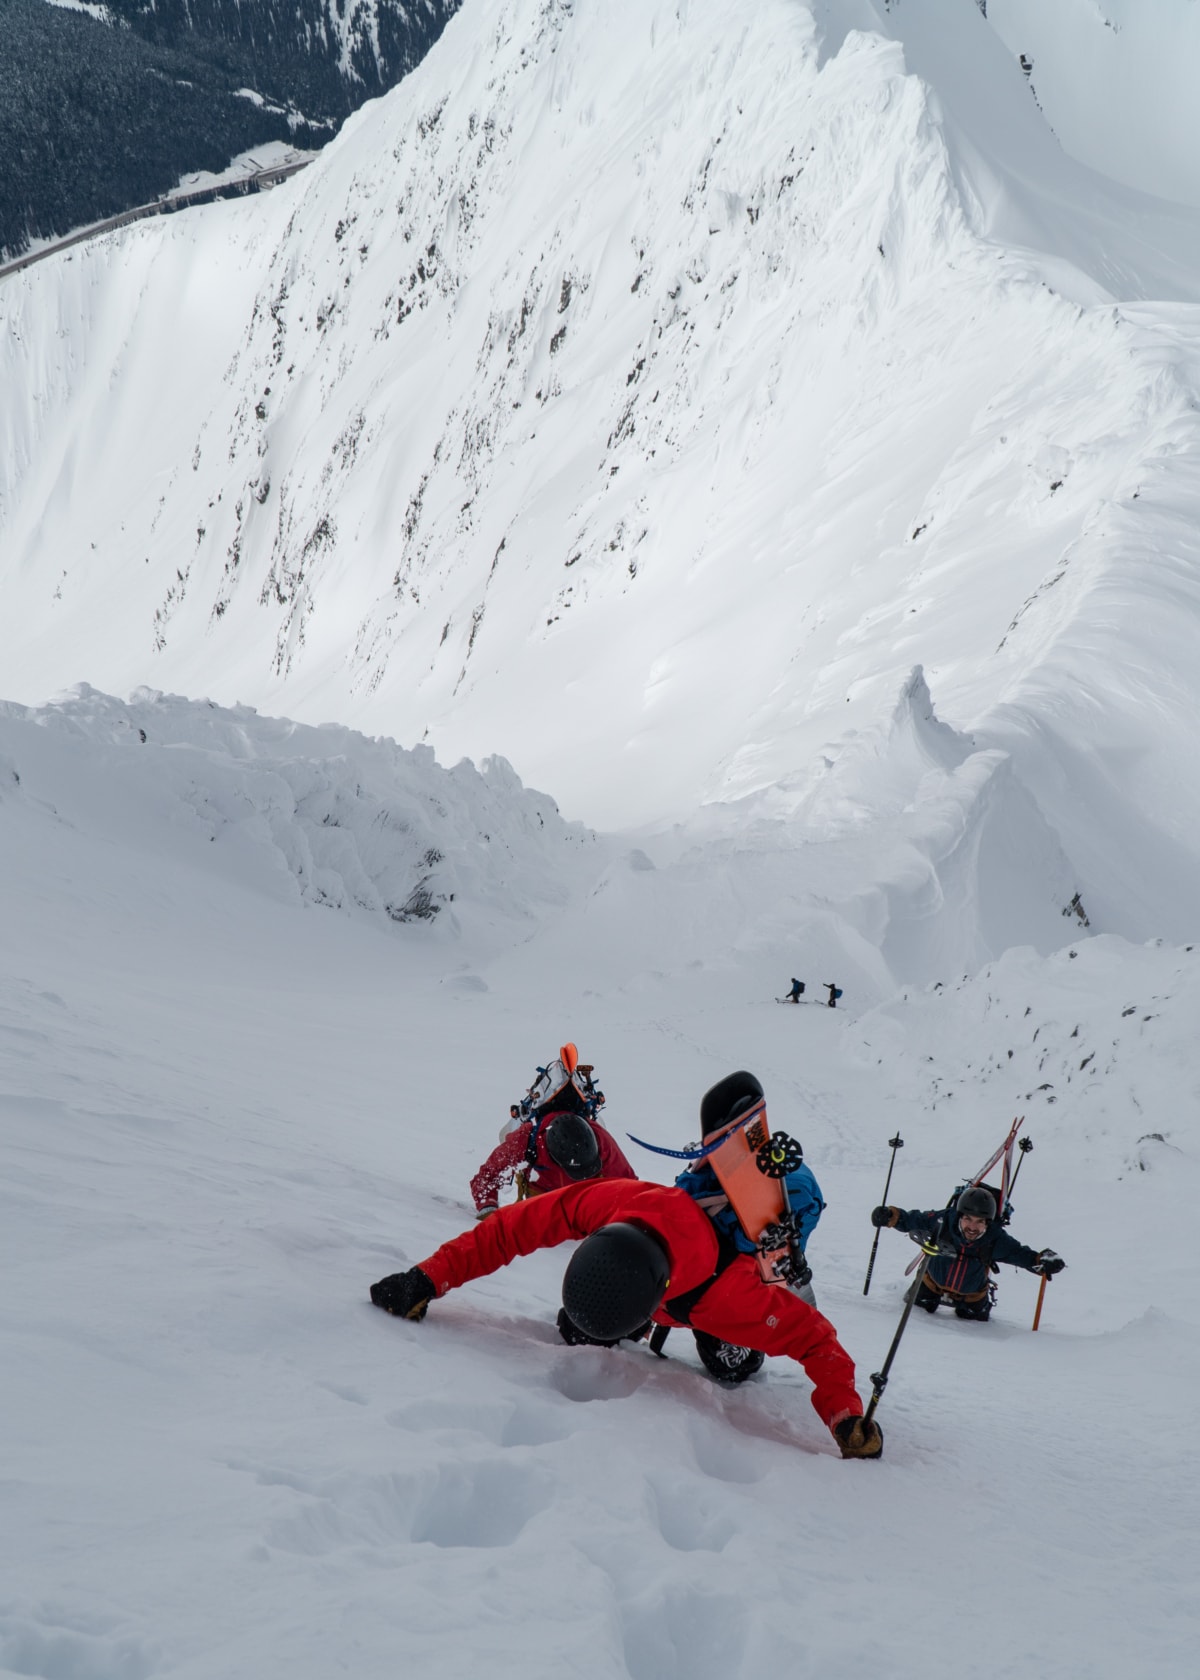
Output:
[871, 1185, 1065, 1320]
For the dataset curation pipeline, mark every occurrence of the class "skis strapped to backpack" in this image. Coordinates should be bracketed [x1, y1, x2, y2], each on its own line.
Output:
[508, 1043, 606, 1129]
[969, 1113, 1025, 1215]
[629, 1099, 807, 1287]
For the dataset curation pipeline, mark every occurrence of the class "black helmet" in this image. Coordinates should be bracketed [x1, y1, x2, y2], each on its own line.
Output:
[957, 1185, 997, 1221]
[543, 1112, 601, 1180]
[699, 1071, 764, 1138]
[561, 1222, 670, 1341]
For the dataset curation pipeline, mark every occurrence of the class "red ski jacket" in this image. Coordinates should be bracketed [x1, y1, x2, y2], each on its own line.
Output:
[419, 1179, 864, 1431]
[469, 1116, 635, 1212]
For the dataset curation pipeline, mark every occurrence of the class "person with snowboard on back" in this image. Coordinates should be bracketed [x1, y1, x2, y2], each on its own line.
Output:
[470, 1045, 635, 1218]
[657, 1071, 826, 1382]
[373, 1078, 883, 1460]
[870, 1185, 1065, 1320]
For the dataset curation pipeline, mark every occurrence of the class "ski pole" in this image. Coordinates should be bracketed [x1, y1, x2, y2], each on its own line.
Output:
[1032, 1271, 1049, 1332]
[862, 1133, 905, 1296]
[863, 1238, 935, 1425]
[1007, 1135, 1033, 1206]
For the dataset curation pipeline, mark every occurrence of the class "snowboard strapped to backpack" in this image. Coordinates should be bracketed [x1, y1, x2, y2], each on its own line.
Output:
[628, 1097, 809, 1291]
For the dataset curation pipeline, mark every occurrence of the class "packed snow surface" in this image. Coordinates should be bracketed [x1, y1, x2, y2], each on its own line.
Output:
[4, 2, 1200, 1674]
[2, 687, 1198, 1679]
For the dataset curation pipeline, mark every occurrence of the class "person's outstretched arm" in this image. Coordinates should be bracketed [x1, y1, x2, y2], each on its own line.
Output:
[469, 1124, 531, 1214]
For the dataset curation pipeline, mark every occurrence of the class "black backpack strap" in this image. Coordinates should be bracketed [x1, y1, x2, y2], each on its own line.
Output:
[660, 1223, 742, 1325]
[525, 1114, 545, 1168]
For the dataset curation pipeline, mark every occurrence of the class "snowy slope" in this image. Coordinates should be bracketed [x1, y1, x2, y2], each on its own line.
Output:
[987, 0, 1200, 210]
[2, 693, 1197, 1679]
[3, 0, 1200, 955]
[5, 3, 1200, 1653]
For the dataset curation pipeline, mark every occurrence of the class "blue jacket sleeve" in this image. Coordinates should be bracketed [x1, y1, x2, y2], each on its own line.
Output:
[785, 1163, 825, 1249]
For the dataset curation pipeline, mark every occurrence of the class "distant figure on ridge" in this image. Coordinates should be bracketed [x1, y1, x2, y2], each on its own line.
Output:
[870, 1185, 1065, 1321]
[470, 1044, 634, 1218]
[786, 978, 805, 1003]
[824, 982, 843, 1008]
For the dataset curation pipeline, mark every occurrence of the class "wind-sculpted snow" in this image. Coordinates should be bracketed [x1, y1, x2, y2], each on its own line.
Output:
[4, 0, 1200, 950]
[0, 685, 594, 944]
[524, 667, 1081, 999]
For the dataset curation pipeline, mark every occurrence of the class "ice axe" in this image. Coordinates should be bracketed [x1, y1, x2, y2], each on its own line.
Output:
[1032, 1270, 1049, 1332]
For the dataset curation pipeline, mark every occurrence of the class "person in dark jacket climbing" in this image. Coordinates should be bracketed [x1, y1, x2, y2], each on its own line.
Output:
[870, 1185, 1065, 1320]
[370, 1175, 882, 1458]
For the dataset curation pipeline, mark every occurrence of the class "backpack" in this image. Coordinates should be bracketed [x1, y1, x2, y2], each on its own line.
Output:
[508, 1043, 606, 1132]
[630, 1101, 809, 1288]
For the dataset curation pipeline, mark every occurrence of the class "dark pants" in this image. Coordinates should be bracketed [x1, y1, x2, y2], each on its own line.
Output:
[916, 1279, 992, 1320]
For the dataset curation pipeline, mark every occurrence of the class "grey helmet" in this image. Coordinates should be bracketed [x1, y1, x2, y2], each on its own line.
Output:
[957, 1185, 997, 1222]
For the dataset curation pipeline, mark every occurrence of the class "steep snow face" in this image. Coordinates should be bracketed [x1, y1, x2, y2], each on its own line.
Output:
[987, 0, 1200, 210]
[2, 707, 1197, 1679]
[0, 686, 597, 954]
[849, 932, 1200, 1184]
[4, 0, 1200, 943]
[532, 667, 1083, 1000]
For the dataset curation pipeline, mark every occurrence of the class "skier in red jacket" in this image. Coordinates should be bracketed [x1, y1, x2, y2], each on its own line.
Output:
[370, 1177, 882, 1459]
[470, 1045, 635, 1216]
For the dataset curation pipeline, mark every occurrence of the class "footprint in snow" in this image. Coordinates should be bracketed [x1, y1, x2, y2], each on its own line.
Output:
[386, 1392, 570, 1447]
[265, 1460, 552, 1555]
[548, 1349, 647, 1403]
[620, 1582, 751, 1680]
[646, 1475, 737, 1553]
[0, 1615, 158, 1680]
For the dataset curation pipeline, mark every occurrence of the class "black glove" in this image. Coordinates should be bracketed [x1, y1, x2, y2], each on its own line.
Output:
[370, 1266, 436, 1319]
[834, 1416, 883, 1459]
[1034, 1249, 1066, 1277]
[870, 1205, 895, 1228]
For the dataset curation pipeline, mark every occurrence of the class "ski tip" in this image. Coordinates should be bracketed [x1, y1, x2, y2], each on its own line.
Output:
[560, 1042, 579, 1073]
